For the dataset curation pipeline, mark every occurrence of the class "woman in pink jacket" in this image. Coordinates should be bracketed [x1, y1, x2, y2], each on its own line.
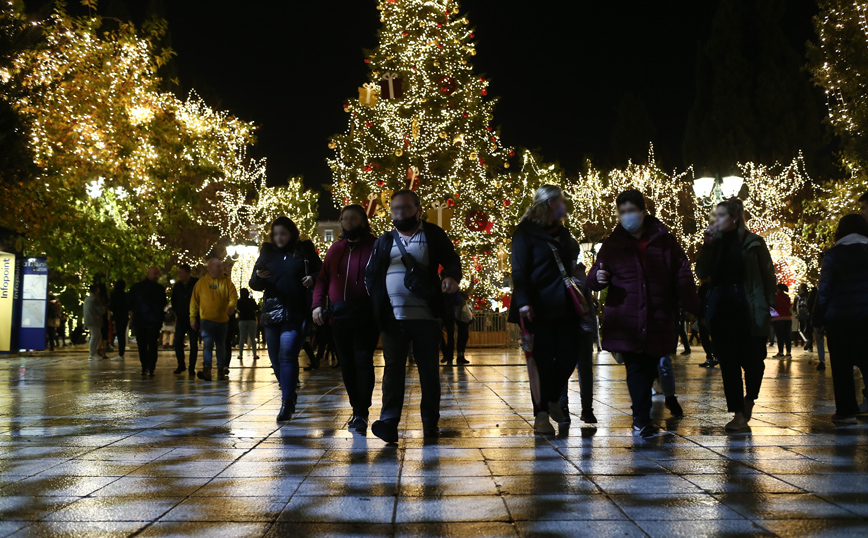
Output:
[312, 205, 378, 433]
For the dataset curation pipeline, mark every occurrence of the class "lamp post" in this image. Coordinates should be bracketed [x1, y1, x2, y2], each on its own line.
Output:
[693, 174, 744, 205]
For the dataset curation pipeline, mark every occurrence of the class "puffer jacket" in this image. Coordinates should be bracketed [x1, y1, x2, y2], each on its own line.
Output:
[249, 240, 322, 327]
[813, 234, 868, 326]
[588, 216, 699, 356]
[696, 230, 776, 337]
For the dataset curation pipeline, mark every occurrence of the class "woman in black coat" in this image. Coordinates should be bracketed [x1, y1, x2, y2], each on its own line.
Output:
[249, 216, 322, 422]
[509, 184, 590, 435]
[814, 214, 868, 424]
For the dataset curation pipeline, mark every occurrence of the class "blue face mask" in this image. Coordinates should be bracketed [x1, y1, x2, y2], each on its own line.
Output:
[620, 211, 644, 233]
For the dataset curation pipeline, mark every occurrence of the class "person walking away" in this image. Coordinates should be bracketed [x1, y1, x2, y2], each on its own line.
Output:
[696, 282, 718, 368]
[171, 264, 199, 376]
[250, 217, 320, 420]
[807, 282, 826, 371]
[440, 291, 460, 366]
[365, 190, 461, 443]
[771, 284, 793, 358]
[588, 189, 699, 436]
[161, 299, 176, 348]
[127, 266, 167, 376]
[813, 214, 868, 424]
[455, 291, 473, 364]
[96, 282, 110, 359]
[83, 284, 105, 361]
[190, 258, 238, 382]
[677, 310, 691, 355]
[236, 288, 260, 361]
[46, 294, 62, 351]
[557, 260, 597, 425]
[312, 204, 378, 433]
[696, 199, 776, 432]
[510, 185, 591, 434]
[109, 280, 128, 360]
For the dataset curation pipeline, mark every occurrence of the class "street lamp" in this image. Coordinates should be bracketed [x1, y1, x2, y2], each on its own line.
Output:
[693, 174, 744, 204]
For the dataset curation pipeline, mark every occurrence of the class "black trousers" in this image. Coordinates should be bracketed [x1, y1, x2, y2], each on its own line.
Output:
[332, 318, 380, 418]
[772, 320, 792, 355]
[825, 324, 868, 416]
[174, 320, 199, 369]
[440, 316, 456, 362]
[559, 329, 595, 411]
[380, 319, 442, 427]
[135, 323, 161, 372]
[699, 321, 714, 360]
[114, 318, 128, 357]
[621, 352, 659, 422]
[712, 331, 766, 413]
[678, 322, 690, 351]
[456, 320, 469, 358]
[529, 317, 582, 415]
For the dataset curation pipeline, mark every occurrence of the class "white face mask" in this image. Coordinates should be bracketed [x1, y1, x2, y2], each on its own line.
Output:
[620, 211, 644, 233]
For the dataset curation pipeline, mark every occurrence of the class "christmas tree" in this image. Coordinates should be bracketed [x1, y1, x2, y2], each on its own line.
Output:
[328, 0, 547, 307]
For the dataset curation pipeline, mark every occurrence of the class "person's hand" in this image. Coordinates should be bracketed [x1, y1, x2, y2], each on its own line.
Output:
[704, 223, 718, 245]
[519, 305, 534, 322]
[441, 277, 458, 294]
[226, 307, 235, 317]
[312, 307, 324, 326]
[256, 269, 272, 279]
[190, 320, 198, 331]
[302, 276, 314, 288]
[596, 262, 610, 286]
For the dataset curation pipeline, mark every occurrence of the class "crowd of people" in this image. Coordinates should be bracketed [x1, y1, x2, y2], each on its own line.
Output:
[66, 188, 868, 442]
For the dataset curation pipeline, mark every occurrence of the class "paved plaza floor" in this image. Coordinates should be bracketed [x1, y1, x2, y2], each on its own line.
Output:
[1, 344, 867, 537]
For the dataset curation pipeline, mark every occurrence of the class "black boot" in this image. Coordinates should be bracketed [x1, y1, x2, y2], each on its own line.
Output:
[277, 398, 294, 422]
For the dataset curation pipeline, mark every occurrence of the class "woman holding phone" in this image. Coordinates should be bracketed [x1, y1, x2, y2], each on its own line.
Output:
[696, 198, 776, 432]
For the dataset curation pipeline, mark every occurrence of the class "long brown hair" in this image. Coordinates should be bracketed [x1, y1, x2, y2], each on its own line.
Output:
[716, 197, 746, 239]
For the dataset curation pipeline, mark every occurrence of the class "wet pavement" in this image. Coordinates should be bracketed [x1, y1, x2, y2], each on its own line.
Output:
[0, 344, 867, 537]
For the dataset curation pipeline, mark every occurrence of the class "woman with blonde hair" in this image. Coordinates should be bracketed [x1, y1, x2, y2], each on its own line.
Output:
[508, 185, 592, 434]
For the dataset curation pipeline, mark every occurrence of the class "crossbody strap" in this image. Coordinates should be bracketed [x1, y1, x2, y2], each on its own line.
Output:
[392, 229, 419, 265]
[548, 243, 570, 279]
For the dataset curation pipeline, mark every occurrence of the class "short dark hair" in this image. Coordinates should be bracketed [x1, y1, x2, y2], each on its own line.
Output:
[113, 279, 126, 291]
[240, 288, 249, 298]
[616, 189, 646, 211]
[178, 263, 191, 273]
[340, 204, 371, 238]
[777, 283, 789, 293]
[859, 192, 868, 203]
[89, 284, 99, 293]
[391, 189, 421, 206]
[834, 213, 868, 241]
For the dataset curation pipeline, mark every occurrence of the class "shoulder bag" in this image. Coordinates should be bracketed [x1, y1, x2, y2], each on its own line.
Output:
[392, 230, 437, 300]
[548, 243, 590, 317]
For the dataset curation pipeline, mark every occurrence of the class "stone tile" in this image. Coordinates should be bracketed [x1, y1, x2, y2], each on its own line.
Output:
[280, 495, 395, 523]
[0, 496, 79, 521]
[395, 496, 510, 523]
[503, 494, 626, 521]
[7, 521, 147, 537]
[399, 474, 499, 496]
[396, 522, 519, 537]
[514, 520, 647, 537]
[89, 476, 210, 498]
[159, 496, 287, 522]
[43, 497, 182, 522]
[265, 523, 392, 538]
[635, 519, 775, 537]
[192, 476, 303, 498]
[138, 522, 270, 537]
[715, 493, 859, 521]
[610, 492, 746, 521]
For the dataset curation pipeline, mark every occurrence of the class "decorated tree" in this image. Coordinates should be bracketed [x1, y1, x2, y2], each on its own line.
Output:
[0, 1, 318, 293]
[807, 0, 868, 241]
[328, 0, 543, 304]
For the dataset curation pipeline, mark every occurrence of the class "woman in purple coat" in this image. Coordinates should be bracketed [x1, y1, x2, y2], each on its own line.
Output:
[588, 190, 698, 436]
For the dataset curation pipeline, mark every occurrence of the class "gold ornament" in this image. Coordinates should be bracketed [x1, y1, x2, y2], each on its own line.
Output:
[453, 180, 461, 188]
[328, 141, 337, 149]
[433, 60, 440, 67]
[514, 187, 520, 194]
[470, 151, 478, 159]
[460, 59, 467, 65]
[439, 132, 447, 139]
[490, 144, 497, 151]
[395, 149, 403, 156]
[487, 199, 494, 207]
[471, 49, 477, 56]
[504, 162, 510, 169]
[452, 133, 464, 146]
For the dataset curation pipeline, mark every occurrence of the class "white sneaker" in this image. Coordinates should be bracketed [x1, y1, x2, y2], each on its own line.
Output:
[111, 355, 124, 361]
[534, 412, 555, 434]
[88, 356, 96, 361]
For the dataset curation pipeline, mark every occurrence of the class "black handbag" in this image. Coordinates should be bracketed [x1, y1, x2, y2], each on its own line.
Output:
[392, 230, 437, 301]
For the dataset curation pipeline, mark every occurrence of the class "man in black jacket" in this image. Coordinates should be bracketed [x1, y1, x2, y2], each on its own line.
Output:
[171, 264, 199, 376]
[365, 190, 461, 443]
[128, 266, 167, 377]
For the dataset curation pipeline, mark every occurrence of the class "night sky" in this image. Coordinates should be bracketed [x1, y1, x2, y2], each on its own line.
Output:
[35, 0, 820, 217]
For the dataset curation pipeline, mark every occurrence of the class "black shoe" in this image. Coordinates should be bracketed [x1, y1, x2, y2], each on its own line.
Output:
[632, 418, 659, 437]
[457, 357, 469, 365]
[440, 356, 452, 364]
[817, 362, 826, 371]
[277, 398, 295, 422]
[559, 407, 571, 424]
[709, 359, 719, 367]
[173, 366, 186, 375]
[580, 410, 597, 424]
[148, 370, 155, 377]
[141, 369, 147, 376]
[665, 396, 684, 417]
[188, 368, 196, 377]
[698, 359, 712, 368]
[349, 416, 368, 433]
[371, 420, 399, 443]
[423, 426, 440, 438]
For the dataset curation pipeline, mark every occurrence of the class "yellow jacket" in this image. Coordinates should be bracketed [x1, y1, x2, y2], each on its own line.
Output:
[190, 274, 238, 323]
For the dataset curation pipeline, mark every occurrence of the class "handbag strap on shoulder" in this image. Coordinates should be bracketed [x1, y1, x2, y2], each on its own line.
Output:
[548, 243, 570, 279]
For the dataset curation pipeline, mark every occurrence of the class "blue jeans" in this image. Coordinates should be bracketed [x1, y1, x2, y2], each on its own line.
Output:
[264, 321, 305, 402]
[200, 320, 228, 368]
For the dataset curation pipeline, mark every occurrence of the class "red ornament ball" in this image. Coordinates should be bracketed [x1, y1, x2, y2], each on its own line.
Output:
[437, 23, 443, 28]
[364, 58, 370, 63]
[470, 32, 475, 38]
[503, 199, 511, 207]
[402, 31, 408, 37]
[446, 198, 454, 207]
[437, 43, 444, 49]
[365, 122, 373, 127]
[343, 197, 350, 204]
[462, 111, 468, 118]
[376, 179, 385, 187]
[480, 77, 486, 82]
[491, 136, 497, 142]
[453, 240, 460, 245]
[481, 89, 488, 96]
[509, 150, 515, 156]
[486, 126, 492, 131]
[475, 264, 482, 272]
[473, 278, 479, 284]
